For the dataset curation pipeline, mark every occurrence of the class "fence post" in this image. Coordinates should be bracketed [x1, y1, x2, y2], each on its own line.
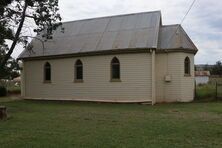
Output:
[194, 80, 196, 99]
[216, 82, 217, 100]
[0, 106, 7, 120]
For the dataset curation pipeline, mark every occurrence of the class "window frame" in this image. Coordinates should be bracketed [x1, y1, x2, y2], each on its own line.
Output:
[74, 59, 83, 83]
[110, 57, 121, 82]
[184, 56, 191, 76]
[44, 62, 51, 83]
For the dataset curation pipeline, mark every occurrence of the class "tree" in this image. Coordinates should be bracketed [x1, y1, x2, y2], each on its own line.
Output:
[0, 46, 21, 79]
[1, 59, 20, 80]
[211, 61, 222, 76]
[203, 64, 209, 71]
[0, 0, 62, 78]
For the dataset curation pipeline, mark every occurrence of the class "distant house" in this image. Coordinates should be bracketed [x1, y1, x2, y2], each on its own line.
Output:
[195, 71, 210, 85]
[18, 11, 198, 104]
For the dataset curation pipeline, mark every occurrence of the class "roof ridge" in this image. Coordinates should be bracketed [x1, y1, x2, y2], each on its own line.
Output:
[62, 10, 161, 24]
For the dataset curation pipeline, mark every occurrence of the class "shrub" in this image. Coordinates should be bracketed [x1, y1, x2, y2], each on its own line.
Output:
[8, 88, 21, 95]
[0, 86, 7, 97]
[195, 84, 216, 100]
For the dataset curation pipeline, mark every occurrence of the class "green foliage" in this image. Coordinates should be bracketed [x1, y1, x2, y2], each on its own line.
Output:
[195, 84, 216, 100]
[211, 61, 222, 75]
[196, 61, 222, 76]
[195, 77, 222, 100]
[203, 64, 212, 71]
[0, 49, 20, 79]
[0, 100, 222, 147]
[0, 80, 21, 95]
[7, 85, 20, 94]
[0, 86, 7, 96]
[0, 0, 62, 70]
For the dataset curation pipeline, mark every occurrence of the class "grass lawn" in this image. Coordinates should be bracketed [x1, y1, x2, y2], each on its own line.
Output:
[0, 98, 222, 148]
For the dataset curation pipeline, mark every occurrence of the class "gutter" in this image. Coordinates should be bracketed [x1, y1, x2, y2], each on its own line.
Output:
[18, 48, 155, 61]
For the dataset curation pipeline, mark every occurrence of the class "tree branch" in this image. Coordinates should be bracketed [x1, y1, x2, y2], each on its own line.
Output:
[25, 15, 35, 19]
[0, 2, 28, 70]
[20, 35, 45, 50]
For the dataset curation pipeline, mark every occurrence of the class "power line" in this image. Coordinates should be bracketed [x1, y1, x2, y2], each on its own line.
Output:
[166, 0, 196, 48]
[180, 0, 196, 25]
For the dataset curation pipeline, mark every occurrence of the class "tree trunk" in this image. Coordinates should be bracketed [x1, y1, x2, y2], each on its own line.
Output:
[0, 2, 28, 70]
[0, 106, 7, 120]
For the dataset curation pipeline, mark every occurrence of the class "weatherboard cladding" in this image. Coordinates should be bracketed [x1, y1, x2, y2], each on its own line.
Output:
[19, 11, 197, 59]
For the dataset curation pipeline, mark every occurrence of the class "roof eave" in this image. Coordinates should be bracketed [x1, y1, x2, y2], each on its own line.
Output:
[18, 48, 155, 61]
[156, 48, 198, 54]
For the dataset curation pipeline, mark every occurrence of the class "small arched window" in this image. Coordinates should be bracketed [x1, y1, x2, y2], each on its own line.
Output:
[111, 57, 120, 80]
[184, 57, 190, 75]
[75, 59, 83, 81]
[44, 62, 51, 82]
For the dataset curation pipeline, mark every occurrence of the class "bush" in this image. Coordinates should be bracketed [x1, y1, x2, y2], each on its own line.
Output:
[195, 84, 216, 100]
[0, 86, 7, 97]
[8, 88, 21, 95]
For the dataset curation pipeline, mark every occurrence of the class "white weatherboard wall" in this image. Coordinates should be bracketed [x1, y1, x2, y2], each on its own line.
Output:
[155, 52, 194, 102]
[181, 53, 195, 102]
[23, 53, 152, 102]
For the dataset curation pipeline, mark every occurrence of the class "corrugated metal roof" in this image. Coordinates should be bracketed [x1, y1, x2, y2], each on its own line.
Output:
[195, 71, 210, 76]
[19, 11, 197, 59]
[157, 24, 198, 50]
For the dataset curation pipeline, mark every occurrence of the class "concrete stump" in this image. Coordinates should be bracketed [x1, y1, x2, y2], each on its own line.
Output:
[0, 106, 7, 120]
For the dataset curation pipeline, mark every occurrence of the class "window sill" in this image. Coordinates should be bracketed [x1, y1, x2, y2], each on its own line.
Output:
[184, 74, 191, 77]
[110, 79, 121, 82]
[43, 80, 51, 83]
[74, 79, 84, 83]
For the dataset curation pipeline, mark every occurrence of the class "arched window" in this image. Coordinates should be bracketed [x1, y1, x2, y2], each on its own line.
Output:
[44, 62, 51, 82]
[111, 57, 120, 80]
[184, 57, 190, 75]
[75, 59, 83, 81]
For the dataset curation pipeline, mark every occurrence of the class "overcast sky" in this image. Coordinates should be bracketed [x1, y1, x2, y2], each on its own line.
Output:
[13, 0, 222, 64]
